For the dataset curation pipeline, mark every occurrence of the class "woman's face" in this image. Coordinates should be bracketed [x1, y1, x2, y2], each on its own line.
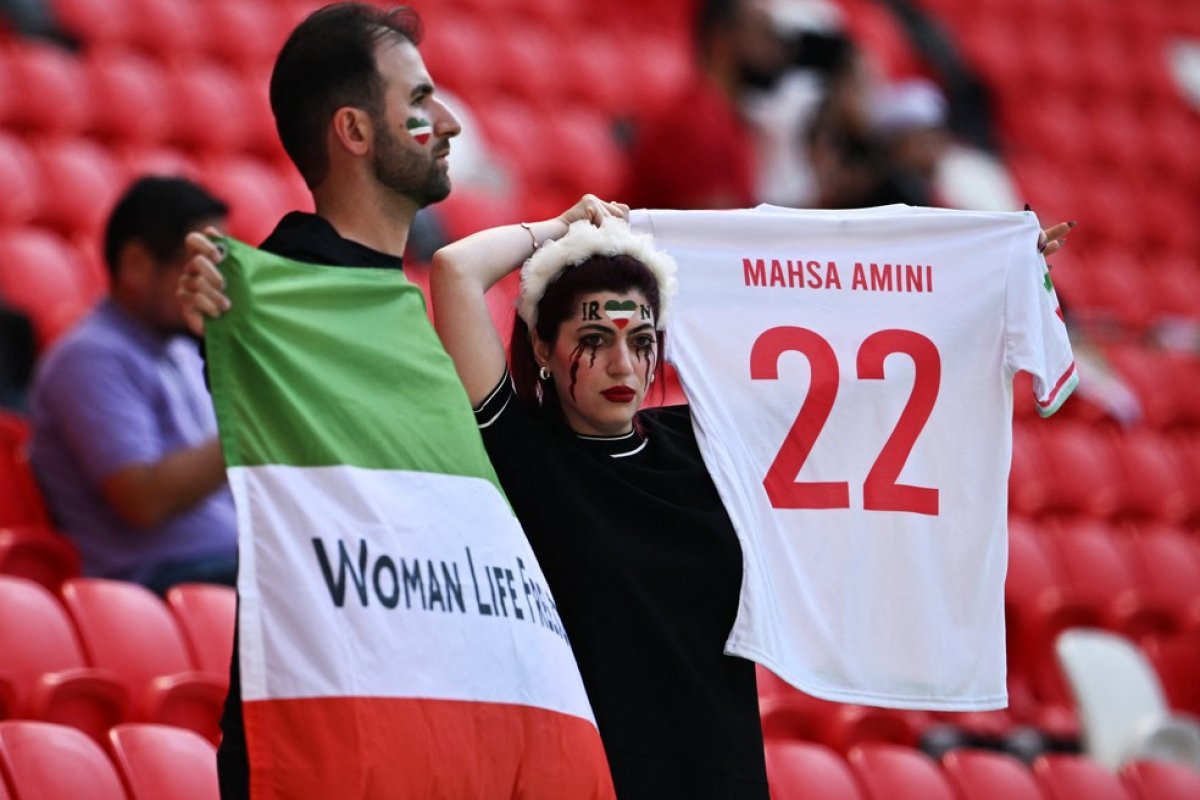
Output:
[534, 289, 658, 437]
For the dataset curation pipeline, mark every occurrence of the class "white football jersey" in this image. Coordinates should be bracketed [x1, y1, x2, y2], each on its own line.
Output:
[632, 206, 1076, 710]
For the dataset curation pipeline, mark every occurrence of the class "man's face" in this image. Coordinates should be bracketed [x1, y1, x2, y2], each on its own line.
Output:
[734, 0, 790, 91]
[370, 39, 461, 207]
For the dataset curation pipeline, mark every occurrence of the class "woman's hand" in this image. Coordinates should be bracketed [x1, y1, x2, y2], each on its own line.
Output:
[177, 227, 231, 337]
[1038, 220, 1076, 258]
[556, 194, 630, 229]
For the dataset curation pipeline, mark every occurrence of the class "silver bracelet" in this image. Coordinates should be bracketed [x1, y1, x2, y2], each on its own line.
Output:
[518, 222, 539, 250]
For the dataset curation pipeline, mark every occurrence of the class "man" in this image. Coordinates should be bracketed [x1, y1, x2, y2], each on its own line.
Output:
[30, 176, 236, 594]
[178, 5, 462, 797]
[620, 0, 790, 210]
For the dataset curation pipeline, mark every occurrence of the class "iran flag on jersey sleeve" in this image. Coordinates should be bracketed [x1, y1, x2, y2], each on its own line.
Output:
[205, 239, 613, 799]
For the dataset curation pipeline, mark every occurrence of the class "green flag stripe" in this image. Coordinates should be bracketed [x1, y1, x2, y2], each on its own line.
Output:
[205, 238, 503, 493]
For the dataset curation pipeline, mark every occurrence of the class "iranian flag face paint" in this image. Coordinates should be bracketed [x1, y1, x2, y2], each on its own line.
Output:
[406, 116, 432, 145]
[603, 299, 637, 329]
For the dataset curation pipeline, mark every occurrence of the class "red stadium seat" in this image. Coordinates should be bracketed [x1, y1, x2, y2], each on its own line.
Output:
[124, 0, 203, 63]
[758, 667, 924, 755]
[847, 743, 956, 800]
[483, 23, 562, 107]
[0, 226, 98, 349]
[1105, 344, 1196, 432]
[163, 62, 254, 155]
[83, 50, 172, 147]
[0, 526, 80, 592]
[1126, 525, 1200, 637]
[198, 155, 290, 245]
[1107, 429, 1192, 525]
[1048, 519, 1179, 642]
[941, 749, 1044, 800]
[1142, 637, 1200, 720]
[164, 583, 235, 679]
[197, 0, 290, 70]
[30, 137, 125, 240]
[554, 30, 636, 116]
[106, 723, 219, 800]
[3, 41, 92, 137]
[0, 720, 127, 800]
[1120, 759, 1200, 800]
[539, 108, 625, 207]
[0, 132, 42, 229]
[417, 11, 493, 98]
[113, 144, 201, 185]
[765, 740, 864, 800]
[1033, 421, 1122, 519]
[0, 576, 129, 743]
[1033, 753, 1134, 800]
[1008, 422, 1049, 517]
[1005, 519, 1095, 719]
[0, 452, 46, 529]
[59, 578, 226, 743]
[49, 0, 136, 50]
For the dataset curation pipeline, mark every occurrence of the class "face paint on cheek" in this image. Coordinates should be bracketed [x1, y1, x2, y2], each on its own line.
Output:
[405, 116, 432, 145]
[639, 346, 657, 389]
[567, 342, 586, 401]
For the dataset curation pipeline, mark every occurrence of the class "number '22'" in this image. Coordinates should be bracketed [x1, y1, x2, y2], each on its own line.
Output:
[750, 327, 940, 515]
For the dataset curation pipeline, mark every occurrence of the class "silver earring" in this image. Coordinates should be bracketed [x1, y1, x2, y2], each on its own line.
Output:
[538, 366, 551, 381]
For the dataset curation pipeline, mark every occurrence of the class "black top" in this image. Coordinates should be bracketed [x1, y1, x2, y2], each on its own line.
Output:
[216, 212, 405, 800]
[475, 374, 768, 799]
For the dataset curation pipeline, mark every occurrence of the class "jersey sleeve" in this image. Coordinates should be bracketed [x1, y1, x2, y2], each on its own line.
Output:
[1003, 226, 1079, 417]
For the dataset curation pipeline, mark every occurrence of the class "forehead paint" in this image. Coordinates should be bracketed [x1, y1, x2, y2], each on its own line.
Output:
[580, 301, 600, 321]
[406, 116, 432, 145]
[603, 299, 637, 330]
[639, 304, 653, 321]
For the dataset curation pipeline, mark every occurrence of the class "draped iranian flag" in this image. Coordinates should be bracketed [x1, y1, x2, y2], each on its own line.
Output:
[205, 239, 614, 799]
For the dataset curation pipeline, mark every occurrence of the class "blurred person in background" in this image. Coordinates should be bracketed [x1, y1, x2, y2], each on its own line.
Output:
[621, 0, 790, 210]
[29, 176, 237, 595]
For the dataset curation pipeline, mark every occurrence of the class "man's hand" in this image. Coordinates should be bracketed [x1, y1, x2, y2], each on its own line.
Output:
[178, 227, 231, 337]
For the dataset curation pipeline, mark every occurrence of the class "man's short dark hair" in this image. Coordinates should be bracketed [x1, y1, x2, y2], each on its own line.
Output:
[103, 176, 228, 280]
[270, 2, 424, 190]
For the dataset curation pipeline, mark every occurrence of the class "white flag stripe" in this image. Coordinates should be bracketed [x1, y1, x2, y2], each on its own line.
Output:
[230, 464, 596, 723]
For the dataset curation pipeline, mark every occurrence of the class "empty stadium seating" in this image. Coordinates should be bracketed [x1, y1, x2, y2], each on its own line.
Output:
[764, 739, 865, 800]
[0, 720, 128, 800]
[1120, 759, 1200, 800]
[846, 743, 956, 800]
[0, 526, 80, 591]
[59, 578, 227, 743]
[0, 575, 129, 743]
[106, 723, 219, 800]
[1033, 753, 1135, 800]
[165, 583, 236, 680]
[941, 749, 1044, 800]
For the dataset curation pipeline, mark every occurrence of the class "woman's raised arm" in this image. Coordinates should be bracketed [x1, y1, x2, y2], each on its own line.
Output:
[430, 194, 627, 405]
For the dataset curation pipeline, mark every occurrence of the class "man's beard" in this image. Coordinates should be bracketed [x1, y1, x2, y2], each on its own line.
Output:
[372, 118, 452, 207]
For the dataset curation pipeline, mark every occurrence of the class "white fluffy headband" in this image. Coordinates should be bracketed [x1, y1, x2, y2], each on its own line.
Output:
[517, 217, 679, 331]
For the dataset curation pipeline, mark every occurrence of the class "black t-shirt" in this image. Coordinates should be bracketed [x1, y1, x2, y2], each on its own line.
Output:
[475, 374, 768, 799]
[217, 212, 405, 800]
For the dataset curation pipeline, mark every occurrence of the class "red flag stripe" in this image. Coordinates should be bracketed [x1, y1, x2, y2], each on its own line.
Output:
[245, 696, 616, 799]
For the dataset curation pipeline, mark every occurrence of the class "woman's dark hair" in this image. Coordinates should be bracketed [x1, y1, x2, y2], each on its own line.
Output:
[270, 3, 424, 189]
[509, 254, 667, 419]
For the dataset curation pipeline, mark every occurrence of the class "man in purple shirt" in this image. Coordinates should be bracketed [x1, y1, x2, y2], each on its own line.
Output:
[30, 176, 237, 595]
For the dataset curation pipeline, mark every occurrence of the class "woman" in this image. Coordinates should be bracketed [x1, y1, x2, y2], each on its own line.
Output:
[430, 195, 768, 797]
[429, 195, 1076, 797]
